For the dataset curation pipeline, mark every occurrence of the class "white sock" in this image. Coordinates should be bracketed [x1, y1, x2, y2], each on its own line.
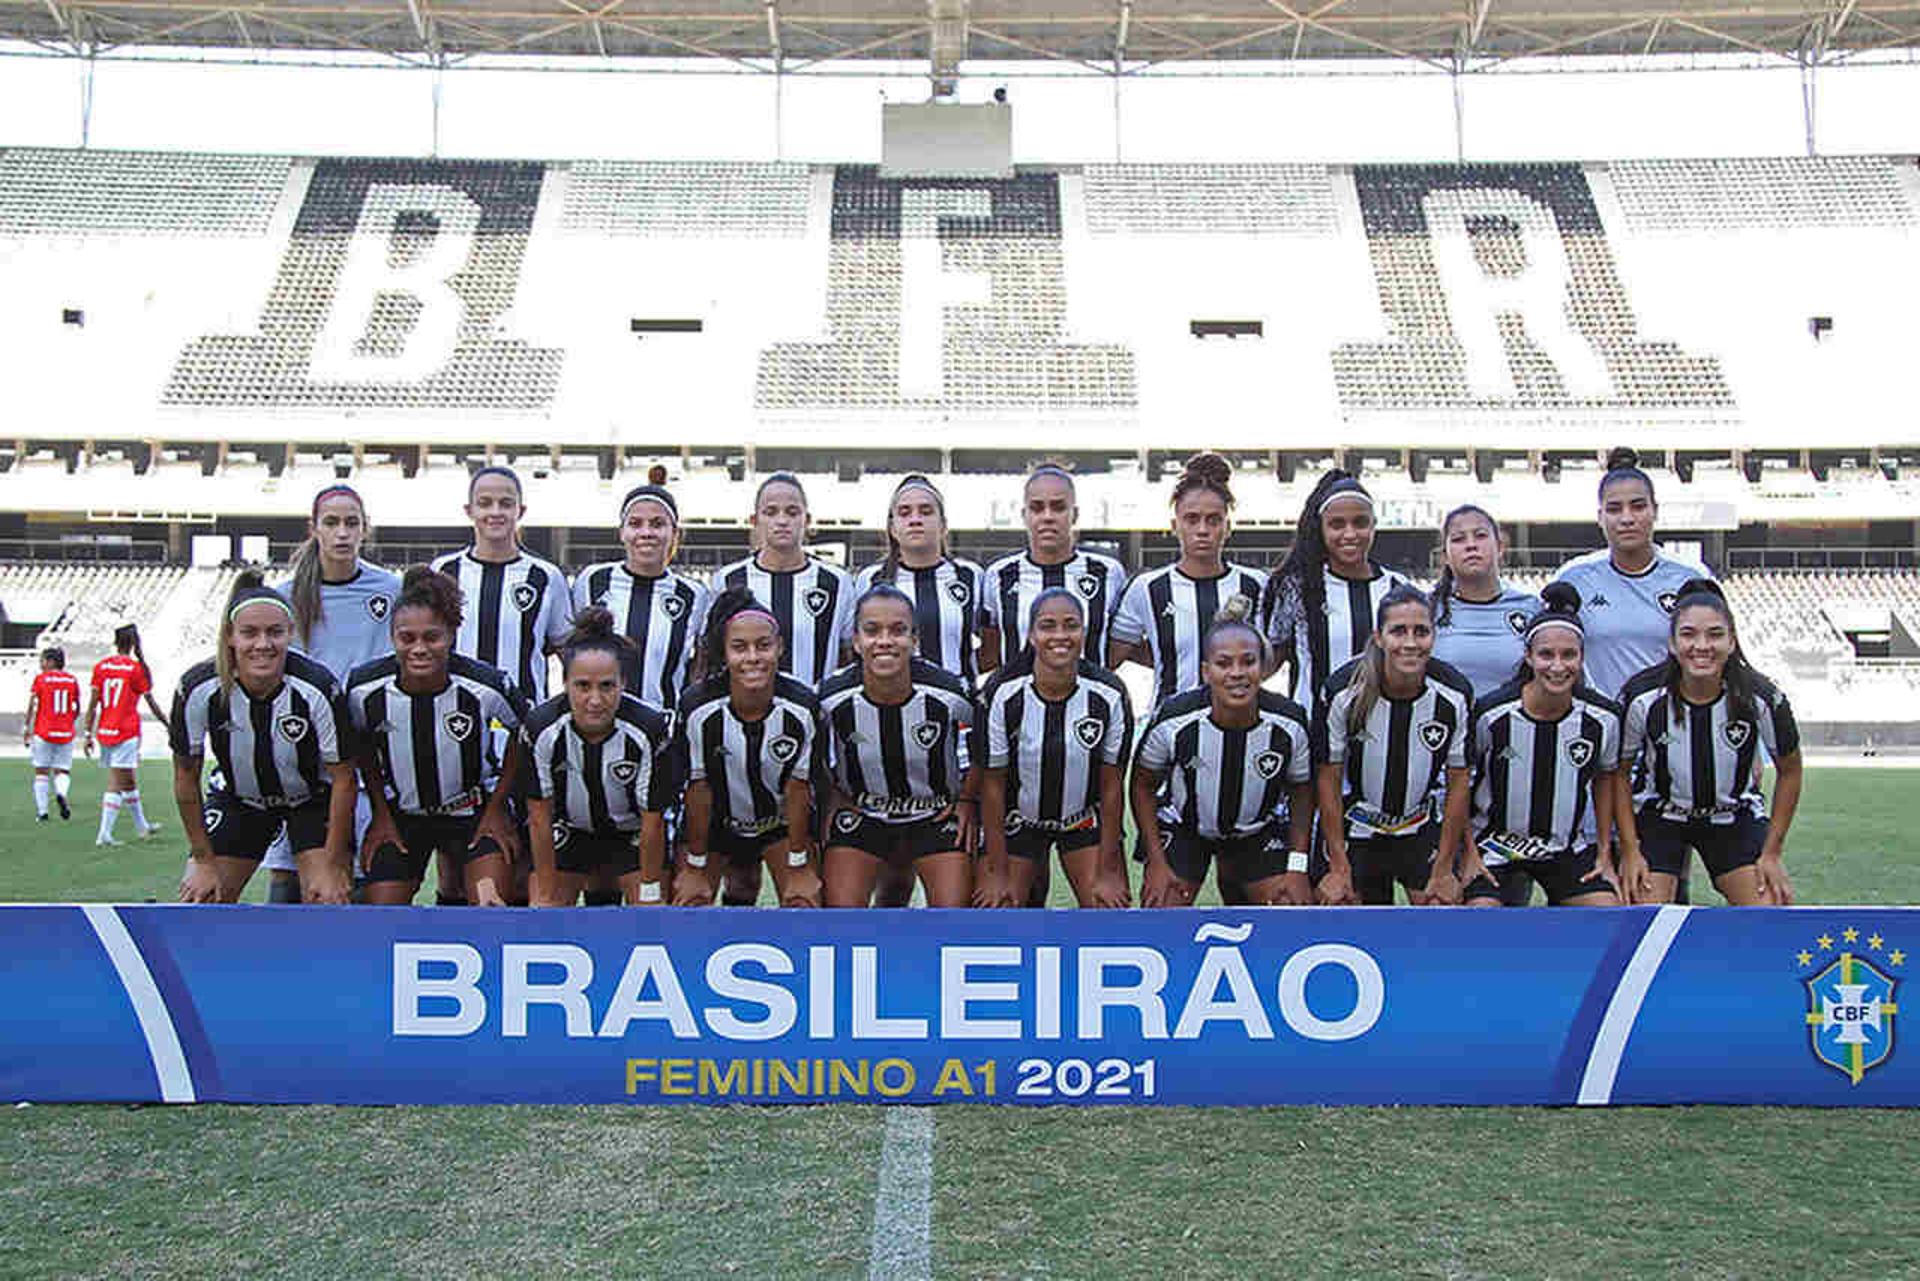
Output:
[53, 773, 69, 800]
[32, 776, 48, 817]
[124, 790, 152, 832]
[98, 792, 122, 841]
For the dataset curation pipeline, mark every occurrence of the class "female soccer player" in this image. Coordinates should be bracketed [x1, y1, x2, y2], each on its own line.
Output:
[172, 574, 356, 904]
[982, 465, 1128, 669]
[1614, 579, 1801, 906]
[24, 647, 78, 823]
[1263, 470, 1413, 714]
[1430, 504, 1542, 701]
[713, 473, 856, 689]
[261, 483, 402, 901]
[573, 484, 713, 711]
[1550, 447, 1712, 700]
[1131, 602, 1313, 907]
[1317, 586, 1477, 906]
[977, 590, 1133, 908]
[1461, 584, 1624, 908]
[674, 590, 823, 908]
[430, 466, 574, 703]
[819, 586, 977, 909]
[1110, 453, 1267, 707]
[82, 623, 168, 846]
[343, 566, 527, 907]
[520, 607, 677, 907]
[850, 475, 990, 686]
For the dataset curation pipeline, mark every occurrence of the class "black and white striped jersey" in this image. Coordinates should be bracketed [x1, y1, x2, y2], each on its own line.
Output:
[1111, 563, 1267, 706]
[429, 549, 574, 703]
[819, 657, 976, 825]
[1135, 688, 1312, 841]
[983, 550, 1128, 666]
[1319, 656, 1474, 839]
[848, 558, 988, 686]
[168, 651, 342, 810]
[977, 658, 1133, 831]
[1469, 679, 1622, 863]
[342, 653, 526, 818]
[1264, 565, 1414, 711]
[520, 691, 676, 834]
[571, 563, 713, 710]
[1620, 665, 1799, 824]
[712, 555, 856, 689]
[679, 673, 821, 840]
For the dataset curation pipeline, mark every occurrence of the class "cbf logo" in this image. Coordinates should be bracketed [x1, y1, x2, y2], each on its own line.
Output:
[1799, 927, 1903, 1085]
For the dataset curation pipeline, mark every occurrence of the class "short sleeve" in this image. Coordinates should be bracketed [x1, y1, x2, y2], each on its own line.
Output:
[491, 682, 526, 731]
[1621, 696, 1649, 766]
[132, 664, 152, 697]
[1285, 719, 1312, 783]
[1101, 692, 1132, 767]
[983, 690, 1012, 770]
[841, 566, 876, 645]
[1111, 577, 1150, 648]
[1597, 711, 1621, 772]
[1264, 579, 1301, 652]
[1319, 696, 1348, 765]
[686, 580, 713, 657]
[569, 571, 594, 614]
[543, 574, 576, 648]
[681, 709, 707, 783]
[1765, 691, 1800, 759]
[1136, 716, 1172, 772]
[313, 696, 341, 766]
[1446, 712, 1469, 770]
[167, 685, 201, 759]
[645, 728, 679, 811]
[520, 727, 553, 798]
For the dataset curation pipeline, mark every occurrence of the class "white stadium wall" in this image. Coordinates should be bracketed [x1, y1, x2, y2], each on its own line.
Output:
[0, 146, 1917, 529]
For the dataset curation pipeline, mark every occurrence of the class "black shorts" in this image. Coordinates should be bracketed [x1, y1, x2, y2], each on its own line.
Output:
[1347, 827, 1439, 905]
[204, 792, 330, 862]
[1144, 821, 1291, 886]
[1636, 805, 1767, 880]
[711, 825, 786, 869]
[366, 813, 501, 884]
[1003, 815, 1102, 863]
[825, 809, 963, 869]
[552, 824, 640, 876]
[1469, 847, 1614, 905]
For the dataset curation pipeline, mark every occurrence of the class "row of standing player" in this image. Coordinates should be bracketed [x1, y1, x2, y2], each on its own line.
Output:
[141, 445, 1799, 906]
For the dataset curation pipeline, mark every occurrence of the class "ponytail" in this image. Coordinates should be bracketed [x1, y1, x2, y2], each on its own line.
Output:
[1266, 469, 1370, 680]
[290, 484, 368, 642]
[700, 587, 782, 685]
[1432, 503, 1499, 628]
[559, 605, 640, 692]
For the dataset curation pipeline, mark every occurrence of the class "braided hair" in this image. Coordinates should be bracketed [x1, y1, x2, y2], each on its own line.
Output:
[1265, 469, 1373, 683]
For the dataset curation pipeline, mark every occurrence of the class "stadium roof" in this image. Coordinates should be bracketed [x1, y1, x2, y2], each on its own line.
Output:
[6, 0, 1917, 71]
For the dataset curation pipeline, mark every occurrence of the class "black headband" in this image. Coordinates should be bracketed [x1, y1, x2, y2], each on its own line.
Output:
[619, 484, 678, 524]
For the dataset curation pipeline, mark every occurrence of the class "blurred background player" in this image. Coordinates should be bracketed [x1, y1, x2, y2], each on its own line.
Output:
[1130, 601, 1312, 907]
[976, 589, 1133, 908]
[172, 573, 355, 905]
[521, 607, 676, 907]
[23, 647, 79, 822]
[81, 623, 168, 846]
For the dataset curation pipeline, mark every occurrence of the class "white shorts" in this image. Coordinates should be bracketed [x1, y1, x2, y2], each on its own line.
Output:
[29, 739, 74, 771]
[98, 739, 141, 770]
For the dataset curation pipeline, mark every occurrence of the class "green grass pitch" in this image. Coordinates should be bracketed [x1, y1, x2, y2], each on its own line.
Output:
[1, 760, 1916, 1278]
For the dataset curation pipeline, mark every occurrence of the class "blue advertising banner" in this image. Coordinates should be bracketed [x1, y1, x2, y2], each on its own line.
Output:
[0, 905, 1912, 1106]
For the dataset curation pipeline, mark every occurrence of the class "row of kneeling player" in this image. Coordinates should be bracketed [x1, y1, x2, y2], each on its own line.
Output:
[172, 555, 1800, 910]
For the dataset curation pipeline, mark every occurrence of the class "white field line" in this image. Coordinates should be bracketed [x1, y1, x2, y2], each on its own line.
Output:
[868, 1106, 934, 1281]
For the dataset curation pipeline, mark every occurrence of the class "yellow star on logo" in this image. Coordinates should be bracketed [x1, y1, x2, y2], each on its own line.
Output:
[1818, 934, 1834, 950]
[1843, 927, 1860, 943]
[1870, 934, 1885, 950]
[1893, 950, 1908, 967]
[1797, 950, 1813, 966]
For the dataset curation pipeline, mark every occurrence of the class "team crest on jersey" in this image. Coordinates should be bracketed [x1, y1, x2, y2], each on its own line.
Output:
[803, 587, 831, 617]
[1800, 928, 1902, 1085]
[913, 721, 944, 750]
[768, 735, 801, 765]
[511, 582, 540, 614]
[1418, 721, 1451, 752]
[443, 711, 476, 741]
[1507, 611, 1530, 635]
[609, 760, 640, 785]
[1723, 719, 1753, 750]
[833, 809, 862, 835]
[1075, 573, 1100, 599]
[551, 824, 571, 850]
[1657, 591, 1679, 613]
[661, 594, 687, 620]
[1073, 716, 1105, 750]
[1253, 750, 1285, 780]
[276, 714, 310, 745]
[1566, 738, 1594, 769]
[945, 580, 971, 607]
[366, 594, 391, 622]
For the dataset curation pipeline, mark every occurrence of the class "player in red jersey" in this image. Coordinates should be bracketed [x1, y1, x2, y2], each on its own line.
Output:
[23, 647, 80, 822]
[81, 624, 169, 846]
